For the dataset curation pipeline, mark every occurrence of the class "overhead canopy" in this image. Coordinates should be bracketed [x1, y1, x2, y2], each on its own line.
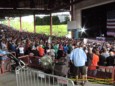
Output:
[0, 0, 84, 17]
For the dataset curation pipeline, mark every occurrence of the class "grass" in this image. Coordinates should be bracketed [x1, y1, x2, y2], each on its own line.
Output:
[36, 25, 67, 36]
[2, 19, 67, 36]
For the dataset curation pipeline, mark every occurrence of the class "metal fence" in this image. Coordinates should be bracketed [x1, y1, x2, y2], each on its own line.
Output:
[16, 66, 75, 86]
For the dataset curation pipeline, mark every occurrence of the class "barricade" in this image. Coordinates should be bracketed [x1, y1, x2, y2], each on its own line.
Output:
[87, 66, 115, 84]
[16, 66, 75, 86]
[18, 55, 41, 69]
[18, 55, 30, 65]
[0, 58, 11, 74]
[10, 52, 16, 57]
[28, 56, 41, 69]
[0, 52, 16, 74]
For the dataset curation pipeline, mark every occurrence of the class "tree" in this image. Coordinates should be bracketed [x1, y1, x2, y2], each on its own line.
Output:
[52, 16, 60, 25]
[36, 15, 60, 25]
[61, 16, 70, 24]
[35, 17, 42, 25]
[42, 16, 50, 25]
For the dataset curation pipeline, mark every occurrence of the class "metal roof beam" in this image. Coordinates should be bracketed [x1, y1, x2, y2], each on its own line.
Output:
[51, 0, 84, 13]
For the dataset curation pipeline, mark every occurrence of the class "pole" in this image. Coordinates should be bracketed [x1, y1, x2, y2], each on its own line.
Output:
[8, 17, 10, 27]
[33, 14, 36, 33]
[50, 13, 52, 36]
[20, 16, 22, 32]
[71, 0, 74, 39]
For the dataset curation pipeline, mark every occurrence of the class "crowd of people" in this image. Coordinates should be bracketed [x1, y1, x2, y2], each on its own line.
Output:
[0, 24, 115, 85]
[0, 24, 76, 59]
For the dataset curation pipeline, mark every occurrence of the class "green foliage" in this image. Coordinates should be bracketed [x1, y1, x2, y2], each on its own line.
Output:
[35, 15, 70, 25]
[42, 16, 50, 25]
[36, 16, 60, 25]
[52, 16, 60, 25]
[61, 16, 70, 24]
[35, 17, 42, 25]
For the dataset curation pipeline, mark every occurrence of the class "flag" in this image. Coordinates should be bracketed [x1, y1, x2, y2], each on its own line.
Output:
[107, 10, 115, 36]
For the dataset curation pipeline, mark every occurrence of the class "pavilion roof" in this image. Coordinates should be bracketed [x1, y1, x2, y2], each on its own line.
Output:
[0, 0, 84, 18]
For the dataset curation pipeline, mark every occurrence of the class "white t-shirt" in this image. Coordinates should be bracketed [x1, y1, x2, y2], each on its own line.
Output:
[32, 45, 36, 50]
[47, 49, 55, 56]
[19, 47, 24, 54]
[1, 42, 7, 50]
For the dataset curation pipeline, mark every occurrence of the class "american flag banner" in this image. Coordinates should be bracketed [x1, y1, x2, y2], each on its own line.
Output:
[107, 10, 115, 36]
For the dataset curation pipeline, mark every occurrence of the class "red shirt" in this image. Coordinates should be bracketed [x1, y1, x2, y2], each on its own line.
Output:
[89, 53, 99, 70]
[37, 46, 44, 57]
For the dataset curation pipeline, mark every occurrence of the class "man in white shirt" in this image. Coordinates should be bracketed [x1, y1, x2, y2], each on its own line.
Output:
[70, 42, 87, 85]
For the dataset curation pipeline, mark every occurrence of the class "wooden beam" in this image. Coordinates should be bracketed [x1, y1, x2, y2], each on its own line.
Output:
[51, 0, 84, 12]
[71, 0, 74, 39]
[33, 14, 36, 33]
[8, 17, 10, 27]
[0, 9, 50, 17]
[50, 13, 52, 36]
[20, 16, 22, 32]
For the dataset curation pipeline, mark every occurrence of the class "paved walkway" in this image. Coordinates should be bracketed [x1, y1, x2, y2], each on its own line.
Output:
[0, 72, 113, 86]
[0, 72, 16, 86]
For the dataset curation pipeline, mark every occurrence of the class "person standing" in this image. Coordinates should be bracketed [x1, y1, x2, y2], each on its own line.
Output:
[88, 47, 99, 77]
[70, 42, 87, 85]
[85, 47, 93, 81]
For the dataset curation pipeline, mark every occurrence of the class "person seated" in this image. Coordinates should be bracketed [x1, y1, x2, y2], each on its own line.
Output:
[54, 57, 69, 77]
[101, 47, 110, 59]
[106, 51, 115, 66]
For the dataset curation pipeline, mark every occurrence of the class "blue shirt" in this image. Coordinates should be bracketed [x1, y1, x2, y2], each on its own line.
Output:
[0, 50, 9, 60]
[0, 50, 8, 54]
[70, 48, 87, 67]
[63, 45, 68, 53]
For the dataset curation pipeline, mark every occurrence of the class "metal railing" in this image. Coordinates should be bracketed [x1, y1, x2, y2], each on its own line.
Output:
[16, 66, 75, 86]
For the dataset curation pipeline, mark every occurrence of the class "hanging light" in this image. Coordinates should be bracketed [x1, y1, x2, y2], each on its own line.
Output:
[81, 27, 86, 33]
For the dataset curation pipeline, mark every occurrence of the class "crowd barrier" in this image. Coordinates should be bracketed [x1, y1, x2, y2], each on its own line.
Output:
[10, 51, 16, 57]
[0, 58, 11, 74]
[18, 55, 30, 65]
[87, 66, 115, 84]
[16, 66, 75, 86]
[0, 52, 16, 74]
[18, 55, 115, 84]
[18, 55, 42, 69]
[1, 54, 115, 85]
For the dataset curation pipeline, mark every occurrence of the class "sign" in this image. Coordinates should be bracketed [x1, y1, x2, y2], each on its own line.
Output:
[38, 72, 45, 78]
[67, 21, 77, 30]
[58, 78, 68, 84]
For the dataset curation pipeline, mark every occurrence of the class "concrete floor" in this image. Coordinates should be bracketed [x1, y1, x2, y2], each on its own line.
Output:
[0, 72, 113, 86]
[0, 72, 16, 86]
